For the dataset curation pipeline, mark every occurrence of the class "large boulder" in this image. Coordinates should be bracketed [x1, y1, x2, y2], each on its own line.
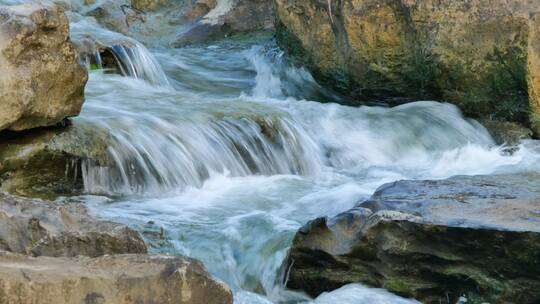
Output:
[0, 251, 233, 304]
[275, 0, 540, 132]
[0, 4, 88, 132]
[284, 173, 540, 303]
[0, 193, 146, 257]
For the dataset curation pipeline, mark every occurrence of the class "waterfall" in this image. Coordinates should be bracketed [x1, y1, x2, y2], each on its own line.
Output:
[84, 42, 171, 87]
[70, 19, 170, 86]
[79, 103, 322, 195]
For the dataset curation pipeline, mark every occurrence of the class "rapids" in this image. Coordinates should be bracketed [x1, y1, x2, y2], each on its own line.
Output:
[5, 1, 540, 303]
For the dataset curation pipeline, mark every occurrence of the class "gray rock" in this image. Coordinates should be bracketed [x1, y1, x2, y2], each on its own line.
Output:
[0, 193, 146, 257]
[284, 173, 540, 303]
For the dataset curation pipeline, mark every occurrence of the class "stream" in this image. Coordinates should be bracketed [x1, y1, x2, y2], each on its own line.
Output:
[9, 1, 540, 303]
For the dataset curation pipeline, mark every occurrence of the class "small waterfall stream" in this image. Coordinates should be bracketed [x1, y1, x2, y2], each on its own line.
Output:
[74, 37, 540, 304]
[5, 1, 540, 303]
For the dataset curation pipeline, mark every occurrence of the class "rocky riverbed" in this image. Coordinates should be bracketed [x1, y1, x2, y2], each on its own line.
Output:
[2, 0, 540, 303]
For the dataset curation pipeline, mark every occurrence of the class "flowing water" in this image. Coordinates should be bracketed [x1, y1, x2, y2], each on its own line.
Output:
[6, 1, 540, 303]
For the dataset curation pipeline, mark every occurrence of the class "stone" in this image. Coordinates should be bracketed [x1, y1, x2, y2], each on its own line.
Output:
[528, 13, 540, 134]
[85, 0, 146, 35]
[284, 173, 540, 303]
[275, 0, 540, 130]
[0, 192, 146, 257]
[0, 122, 110, 198]
[173, 0, 275, 47]
[0, 251, 233, 304]
[0, 4, 88, 132]
[478, 118, 533, 146]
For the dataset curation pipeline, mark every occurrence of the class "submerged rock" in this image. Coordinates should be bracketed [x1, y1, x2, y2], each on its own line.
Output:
[275, 0, 540, 132]
[0, 251, 233, 304]
[0, 193, 146, 257]
[284, 173, 540, 303]
[0, 3, 87, 132]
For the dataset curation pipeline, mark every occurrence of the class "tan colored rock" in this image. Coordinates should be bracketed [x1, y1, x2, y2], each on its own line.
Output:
[0, 4, 88, 132]
[0, 193, 146, 257]
[276, 0, 540, 129]
[131, 0, 169, 11]
[0, 251, 233, 304]
[528, 13, 540, 134]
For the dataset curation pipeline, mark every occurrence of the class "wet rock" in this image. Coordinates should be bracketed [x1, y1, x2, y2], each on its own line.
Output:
[275, 0, 540, 131]
[478, 118, 533, 146]
[0, 3, 88, 132]
[0, 193, 146, 257]
[284, 173, 540, 303]
[0, 123, 110, 198]
[0, 251, 233, 304]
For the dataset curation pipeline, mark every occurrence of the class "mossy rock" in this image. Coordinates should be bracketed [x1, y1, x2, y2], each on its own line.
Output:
[0, 123, 111, 199]
[275, 0, 540, 131]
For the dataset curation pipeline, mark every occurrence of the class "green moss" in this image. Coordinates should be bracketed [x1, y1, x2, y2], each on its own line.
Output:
[275, 20, 308, 65]
[383, 277, 427, 294]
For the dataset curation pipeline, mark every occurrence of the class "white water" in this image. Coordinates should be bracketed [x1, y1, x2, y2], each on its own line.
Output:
[5, 1, 540, 303]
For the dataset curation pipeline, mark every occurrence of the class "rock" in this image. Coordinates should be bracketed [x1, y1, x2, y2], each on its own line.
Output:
[528, 13, 540, 134]
[130, 0, 169, 11]
[284, 173, 540, 303]
[478, 118, 533, 146]
[0, 192, 146, 257]
[0, 251, 233, 304]
[0, 122, 111, 198]
[0, 4, 88, 132]
[275, 0, 540, 131]
[85, 0, 146, 35]
[173, 0, 275, 47]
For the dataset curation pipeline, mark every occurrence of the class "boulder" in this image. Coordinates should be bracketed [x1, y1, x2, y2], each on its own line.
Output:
[0, 251, 233, 304]
[284, 173, 540, 303]
[275, 0, 540, 132]
[0, 192, 146, 257]
[0, 4, 88, 132]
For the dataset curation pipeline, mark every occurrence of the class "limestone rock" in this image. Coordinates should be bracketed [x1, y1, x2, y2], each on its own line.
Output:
[0, 193, 146, 257]
[0, 4, 88, 132]
[0, 251, 233, 304]
[275, 0, 540, 130]
[284, 173, 540, 303]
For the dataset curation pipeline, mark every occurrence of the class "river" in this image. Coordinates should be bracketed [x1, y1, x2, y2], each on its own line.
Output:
[8, 1, 540, 303]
